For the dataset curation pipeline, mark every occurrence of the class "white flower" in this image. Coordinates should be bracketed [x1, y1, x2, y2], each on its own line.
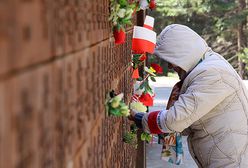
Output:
[121, 109, 130, 116]
[144, 66, 156, 76]
[114, 93, 124, 102]
[117, 8, 126, 18]
[130, 102, 147, 112]
[111, 100, 120, 108]
[120, 105, 130, 116]
[109, 3, 120, 24]
[139, 0, 149, 10]
[125, 8, 133, 19]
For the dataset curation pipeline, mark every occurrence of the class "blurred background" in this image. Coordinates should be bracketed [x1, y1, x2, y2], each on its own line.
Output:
[151, 0, 248, 79]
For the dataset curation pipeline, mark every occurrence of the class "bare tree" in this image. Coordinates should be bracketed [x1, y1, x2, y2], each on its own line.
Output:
[237, 0, 247, 79]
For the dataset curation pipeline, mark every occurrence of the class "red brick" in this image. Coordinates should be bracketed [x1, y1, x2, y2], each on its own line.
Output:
[10, 0, 51, 70]
[0, 1, 14, 75]
[62, 55, 78, 164]
[52, 60, 66, 168]
[0, 1, 140, 167]
[0, 82, 14, 168]
[0, 35, 9, 76]
[3, 64, 57, 168]
[5, 73, 39, 168]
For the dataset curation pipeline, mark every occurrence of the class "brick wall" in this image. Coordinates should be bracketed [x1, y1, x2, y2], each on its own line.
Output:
[0, 0, 138, 168]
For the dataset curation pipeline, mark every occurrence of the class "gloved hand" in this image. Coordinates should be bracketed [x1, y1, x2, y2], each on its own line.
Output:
[128, 109, 136, 121]
[128, 110, 145, 129]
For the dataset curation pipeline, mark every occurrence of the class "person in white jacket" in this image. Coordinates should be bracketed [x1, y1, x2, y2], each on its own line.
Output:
[131, 24, 248, 168]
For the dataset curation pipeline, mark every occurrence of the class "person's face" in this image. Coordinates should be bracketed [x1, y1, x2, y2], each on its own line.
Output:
[168, 63, 186, 80]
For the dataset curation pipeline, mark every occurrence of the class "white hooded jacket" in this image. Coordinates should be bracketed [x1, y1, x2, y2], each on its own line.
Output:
[142, 24, 248, 168]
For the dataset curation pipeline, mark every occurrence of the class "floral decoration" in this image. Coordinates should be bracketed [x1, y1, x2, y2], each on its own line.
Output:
[138, 93, 154, 106]
[106, 90, 130, 117]
[130, 101, 147, 112]
[113, 27, 126, 44]
[107, 8, 161, 146]
[141, 132, 152, 142]
[132, 54, 146, 69]
[139, 0, 156, 10]
[123, 124, 152, 145]
[123, 124, 138, 146]
[151, 63, 163, 74]
[149, 0, 156, 10]
[109, 0, 139, 44]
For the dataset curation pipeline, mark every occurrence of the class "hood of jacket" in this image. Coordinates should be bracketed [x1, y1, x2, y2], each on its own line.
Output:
[154, 24, 209, 73]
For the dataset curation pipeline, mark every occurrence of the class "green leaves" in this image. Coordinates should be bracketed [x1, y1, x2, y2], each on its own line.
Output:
[141, 132, 152, 142]
[123, 124, 138, 146]
[109, 108, 122, 116]
[132, 54, 145, 69]
[109, 0, 138, 28]
[123, 132, 136, 144]
[119, 0, 128, 7]
[150, 76, 156, 82]
[123, 124, 152, 146]
[139, 81, 146, 90]
[138, 80, 153, 94]
[140, 133, 147, 141]
[106, 92, 130, 117]
[122, 18, 132, 25]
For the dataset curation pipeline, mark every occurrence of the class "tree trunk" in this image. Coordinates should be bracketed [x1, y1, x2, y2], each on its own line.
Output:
[237, 0, 247, 79]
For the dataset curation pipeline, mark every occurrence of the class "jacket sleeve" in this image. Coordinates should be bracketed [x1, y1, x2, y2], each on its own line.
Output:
[142, 68, 236, 133]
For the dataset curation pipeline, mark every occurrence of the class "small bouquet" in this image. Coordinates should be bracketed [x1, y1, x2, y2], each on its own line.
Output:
[123, 124, 138, 147]
[123, 124, 152, 146]
[106, 91, 130, 117]
[109, 0, 139, 44]
[130, 101, 147, 112]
